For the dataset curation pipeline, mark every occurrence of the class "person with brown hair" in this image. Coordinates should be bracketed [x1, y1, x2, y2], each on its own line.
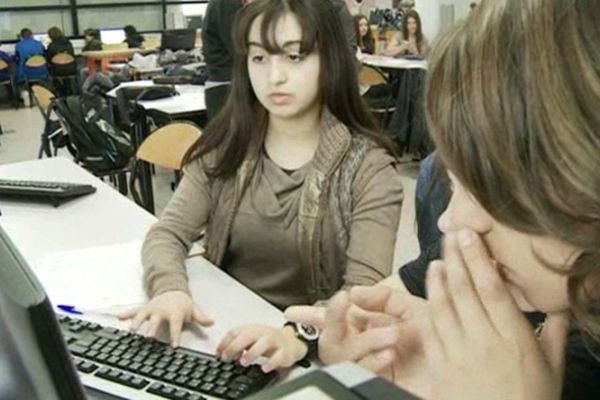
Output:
[287, 0, 600, 398]
[119, 0, 403, 372]
[354, 14, 375, 55]
[385, 9, 428, 57]
[45, 26, 74, 62]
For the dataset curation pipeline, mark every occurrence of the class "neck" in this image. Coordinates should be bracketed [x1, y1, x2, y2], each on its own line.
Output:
[267, 107, 321, 142]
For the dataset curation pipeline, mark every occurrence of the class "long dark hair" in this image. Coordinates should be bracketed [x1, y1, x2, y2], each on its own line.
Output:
[354, 14, 375, 54]
[186, 0, 391, 177]
[402, 9, 424, 48]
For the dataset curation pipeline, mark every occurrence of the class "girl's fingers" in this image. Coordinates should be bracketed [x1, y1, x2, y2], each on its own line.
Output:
[357, 347, 396, 373]
[192, 307, 214, 326]
[263, 350, 286, 373]
[146, 314, 163, 338]
[129, 309, 149, 332]
[426, 261, 464, 357]
[443, 234, 495, 338]
[346, 325, 401, 361]
[323, 292, 351, 343]
[457, 230, 532, 340]
[240, 336, 273, 367]
[118, 307, 140, 320]
[168, 313, 185, 348]
[284, 306, 326, 329]
[220, 330, 260, 362]
[350, 285, 415, 320]
[539, 312, 570, 376]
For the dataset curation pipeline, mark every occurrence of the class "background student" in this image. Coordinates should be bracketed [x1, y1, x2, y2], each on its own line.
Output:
[82, 28, 102, 52]
[15, 28, 47, 83]
[45, 26, 74, 62]
[354, 14, 375, 55]
[287, 0, 600, 398]
[384, 9, 429, 57]
[123, 25, 144, 48]
[120, 0, 403, 372]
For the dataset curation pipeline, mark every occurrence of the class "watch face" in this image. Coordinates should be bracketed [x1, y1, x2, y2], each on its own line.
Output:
[298, 323, 320, 341]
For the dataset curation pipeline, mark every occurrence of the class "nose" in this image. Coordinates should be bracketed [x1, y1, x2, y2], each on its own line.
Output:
[437, 206, 454, 234]
[268, 56, 286, 85]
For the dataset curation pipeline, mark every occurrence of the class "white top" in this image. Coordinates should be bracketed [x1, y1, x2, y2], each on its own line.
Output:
[0, 157, 284, 355]
[107, 80, 206, 115]
[361, 54, 428, 71]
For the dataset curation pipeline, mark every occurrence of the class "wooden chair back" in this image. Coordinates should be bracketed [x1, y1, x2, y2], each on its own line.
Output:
[25, 55, 47, 68]
[31, 84, 55, 112]
[136, 122, 202, 170]
[359, 65, 387, 86]
[51, 53, 75, 65]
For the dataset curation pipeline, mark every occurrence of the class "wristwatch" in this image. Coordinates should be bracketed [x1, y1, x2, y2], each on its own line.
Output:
[284, 321, 320, 360]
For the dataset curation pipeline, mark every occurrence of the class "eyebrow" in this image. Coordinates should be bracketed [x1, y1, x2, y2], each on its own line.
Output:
[247, 40, 302, 49]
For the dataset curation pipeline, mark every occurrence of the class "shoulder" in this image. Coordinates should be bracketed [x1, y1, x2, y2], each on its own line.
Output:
[347, 135, 401, 190]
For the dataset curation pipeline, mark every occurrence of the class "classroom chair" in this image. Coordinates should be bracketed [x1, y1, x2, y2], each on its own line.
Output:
[129, 121, 202, 214]
[24, 55, 49, 107]
[50, 53, 79, 96]
[31, 84, 66, 158]
[359, 64, 395, 128]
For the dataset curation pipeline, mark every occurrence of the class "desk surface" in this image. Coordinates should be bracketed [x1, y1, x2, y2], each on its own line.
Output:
[0, 157, 284, 355]
[108, 80, 206, 115]
[362, 54, 428, 70]
[82, 48, 155, 59]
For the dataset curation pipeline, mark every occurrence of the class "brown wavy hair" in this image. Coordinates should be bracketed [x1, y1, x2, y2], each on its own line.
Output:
[187, 0, 391, 177]
[354, 14, 375, 54]
[426, 0, 600, 342]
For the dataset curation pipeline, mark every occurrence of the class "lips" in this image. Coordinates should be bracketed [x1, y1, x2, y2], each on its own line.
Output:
[269, 93, 292, 105]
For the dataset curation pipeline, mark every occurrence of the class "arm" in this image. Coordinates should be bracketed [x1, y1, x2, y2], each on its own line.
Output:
[383, 33, 409, 56]
[141, 156, 213, 297]
[342, 147, 404, 289]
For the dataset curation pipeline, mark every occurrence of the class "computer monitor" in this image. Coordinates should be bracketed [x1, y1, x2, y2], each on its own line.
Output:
[0, 225, 86, 400]
[160, 29, 196, 51]
[33, 33, 50, 48]
[100, 28, 126, 45]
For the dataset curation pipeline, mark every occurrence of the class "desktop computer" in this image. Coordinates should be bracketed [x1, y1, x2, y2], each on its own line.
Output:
[161, 29, 196, 51]
[100, 28, 126, 45]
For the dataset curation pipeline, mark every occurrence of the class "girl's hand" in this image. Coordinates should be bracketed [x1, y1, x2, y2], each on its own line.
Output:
[424, 230, 570, 400]
[118, 290, 214, 348]
[216, 324, 307, 373]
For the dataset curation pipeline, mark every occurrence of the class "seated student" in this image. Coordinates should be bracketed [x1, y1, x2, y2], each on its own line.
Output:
[45, 26, 74, 62]
[354, 14, 375, 55]
[82, 28, 102, 52]
[123, 25, 144, 48]
[15, 28, 47, 83]
[119, 0, 403, 372]
[384, 9, 429, 58]
[287, 0, 600, 398]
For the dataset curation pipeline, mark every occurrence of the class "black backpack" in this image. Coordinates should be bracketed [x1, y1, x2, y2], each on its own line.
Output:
[55, 94, 134, 173]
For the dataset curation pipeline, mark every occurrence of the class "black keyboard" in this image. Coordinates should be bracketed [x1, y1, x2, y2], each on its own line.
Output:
[0, 179, 96, 206]
[58, 315, 277, 400]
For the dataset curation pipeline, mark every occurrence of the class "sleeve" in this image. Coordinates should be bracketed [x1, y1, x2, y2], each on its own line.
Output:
[398, 240, 441, 299]
[342, 148, 404, 288]
[141, 157, 213, 297]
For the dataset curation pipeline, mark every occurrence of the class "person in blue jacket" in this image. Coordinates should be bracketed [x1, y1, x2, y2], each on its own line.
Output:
[0, 43, 13, 82]
[15, 28, 48, 83]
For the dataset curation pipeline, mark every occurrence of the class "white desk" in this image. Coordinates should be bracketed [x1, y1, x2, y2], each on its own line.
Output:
[361, 54, 428, 71]
[0, 157, 284, 356]
[107, 79, 206, 116]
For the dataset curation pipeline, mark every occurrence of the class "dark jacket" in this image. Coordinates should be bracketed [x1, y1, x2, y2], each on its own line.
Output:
[82, 39, 102, 52]
[46, 36, 74, 62]
[202, 0, 242, 82]
[125, 33, 144, 48]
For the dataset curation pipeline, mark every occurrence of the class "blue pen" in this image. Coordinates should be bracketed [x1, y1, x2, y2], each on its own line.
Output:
[56, 304, 83, 315]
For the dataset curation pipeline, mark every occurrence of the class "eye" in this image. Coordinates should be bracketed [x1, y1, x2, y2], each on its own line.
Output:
[287, 53, 304, 63]
[250, 54, 265, 63]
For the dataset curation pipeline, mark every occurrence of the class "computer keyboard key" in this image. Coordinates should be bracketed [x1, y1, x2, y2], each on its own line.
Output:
[77, 361, 99, 374]
[226, 389, 244, 400]
[128, 377, 150, 390]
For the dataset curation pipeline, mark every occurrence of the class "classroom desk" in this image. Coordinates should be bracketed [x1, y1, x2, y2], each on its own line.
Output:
[361, 54, 428, 71]
[106, 80, 206, 213]
[0, 157, 287, 396]
[83, 48, 156, 75]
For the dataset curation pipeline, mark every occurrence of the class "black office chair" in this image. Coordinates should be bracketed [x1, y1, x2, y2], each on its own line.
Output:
[50, 53, 79, 96]
[359, 64, 396, 128]
[31, 83, 69, 158]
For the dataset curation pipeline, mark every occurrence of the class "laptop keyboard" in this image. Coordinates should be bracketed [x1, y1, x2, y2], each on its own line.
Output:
[58, 315, 277, 399]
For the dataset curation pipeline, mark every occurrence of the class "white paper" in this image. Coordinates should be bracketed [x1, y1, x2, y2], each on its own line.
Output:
[32, 240, 147, 311]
